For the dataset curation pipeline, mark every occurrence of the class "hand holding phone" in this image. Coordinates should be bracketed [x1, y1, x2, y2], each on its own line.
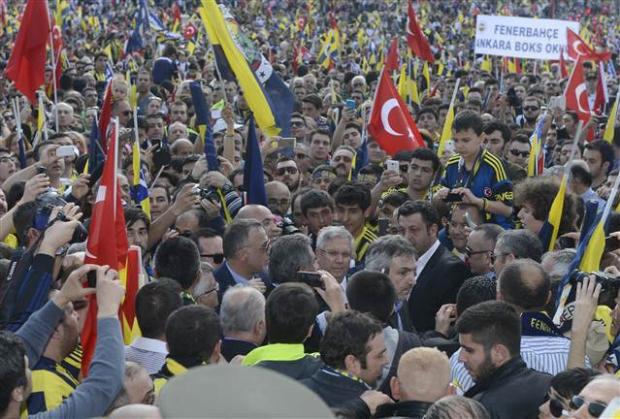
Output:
[297, 271, 324, 289]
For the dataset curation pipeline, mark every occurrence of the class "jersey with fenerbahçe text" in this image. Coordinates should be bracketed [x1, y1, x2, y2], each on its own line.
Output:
[441, 149, 514, 229]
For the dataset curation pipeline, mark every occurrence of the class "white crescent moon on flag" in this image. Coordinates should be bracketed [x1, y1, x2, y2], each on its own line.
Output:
[381, 99, 404, 136]
[575, 83, 590, 114]
[572, 40, 588, 56]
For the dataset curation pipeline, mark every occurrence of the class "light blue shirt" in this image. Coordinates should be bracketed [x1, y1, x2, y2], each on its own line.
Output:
[225, 261, 250, 285]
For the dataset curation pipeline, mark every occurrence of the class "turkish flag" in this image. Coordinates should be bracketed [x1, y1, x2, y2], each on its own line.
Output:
[566, 29, 611, 62]
[368, 69, 426, 156]
[593, 61, 608, 114]
[4, 0, 52, 103]
[385, 37, 399, 74]
[81, 123, 129, 376]
[564, 57, 592, 126]
[406, 0, 434, 63]
[99, 82, 113, 151]
[559, 47, 568, 78]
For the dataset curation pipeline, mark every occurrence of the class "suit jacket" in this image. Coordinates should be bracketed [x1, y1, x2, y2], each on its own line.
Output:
[213, 263, 272, 303]
[408, 244, 470, 332]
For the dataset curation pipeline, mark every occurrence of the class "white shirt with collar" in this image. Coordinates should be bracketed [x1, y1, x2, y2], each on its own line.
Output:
[415, 239, 441, 278]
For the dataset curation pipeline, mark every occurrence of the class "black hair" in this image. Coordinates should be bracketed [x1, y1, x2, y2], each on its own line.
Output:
[135, 278, 183, 339]
[154, 236, 201, 290]
[453, 110, 484, 136]
[333, 182, 371, 211]
[12, 201, 38, 246]
[124, 207, 150, 229]
[417, 107, 438, 121]
[570, 164, 593, 187]
[222, 219, 263, 259]
[300, 189, 334, 216]
[456, 276, 497, 316]
[410, 147, 441, 173]
[320, 310, 383, 370]
[0, 331, 27, 414]
[483, 121, 511, 144]
[584, 140, 615, 176]
[397, 200, 440, 228]
[455, 300, 521, 358]
[165, 305, 222, 361]
[346, 271, 396, 324]
[265, 283, 319, 343]
[550, 368, 601, 400]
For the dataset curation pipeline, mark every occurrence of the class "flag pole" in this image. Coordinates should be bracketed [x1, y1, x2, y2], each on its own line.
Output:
[48, 30, 59, 132]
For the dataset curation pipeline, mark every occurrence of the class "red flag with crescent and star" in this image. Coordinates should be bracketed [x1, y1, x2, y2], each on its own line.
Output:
[564, 57, 592, 130]
[406, 0, 434, 63]
[566, 29, 611, 62]
[368, 68, 426, 156]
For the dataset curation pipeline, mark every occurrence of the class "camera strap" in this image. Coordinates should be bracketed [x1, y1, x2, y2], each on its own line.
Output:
[216, 188, 232, 224]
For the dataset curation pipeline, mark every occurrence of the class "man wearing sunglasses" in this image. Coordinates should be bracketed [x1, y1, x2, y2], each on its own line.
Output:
[274, 157, 302, 193]
[517, 96, 542, 131]
[568, 375, 620, 418]
[504, 134, 531, 170]
[538, 367, 600, 419]
[191, 228, 224, 268]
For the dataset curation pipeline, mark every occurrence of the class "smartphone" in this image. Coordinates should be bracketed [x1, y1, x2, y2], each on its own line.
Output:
[444, 192, 463, 203]
[56, 145, 77, 158]
[296, 271, 324, 289]
[386, 159, 399, 172]
[87, 270, 97, 288]
[378, 218, 389, 236]
[36, 166, 47, 175]
[345, 99, 356, 110]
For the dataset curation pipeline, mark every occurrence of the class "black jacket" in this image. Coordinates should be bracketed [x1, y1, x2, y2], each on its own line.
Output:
[464, 356, 552, 419]
[221, 338, 257, 362]
[302, 368, 371, 418]
[407, 244, 470, 332]
[257, 355, 322, 380]
[213, 263, 273, 303]
[375, 400, 433, 419]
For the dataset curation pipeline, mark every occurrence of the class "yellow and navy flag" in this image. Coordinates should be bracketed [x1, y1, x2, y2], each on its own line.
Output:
[437, 79, 461, 157]
[538, 175, 567, 252]
[199, 0, 289, 137]
[318, 25, 341, 69]
[527, 115, 546, 177]
[604, 93, 619, 143]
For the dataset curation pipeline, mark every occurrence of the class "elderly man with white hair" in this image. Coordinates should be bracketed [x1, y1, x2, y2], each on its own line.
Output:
[315, 226, 354, 289]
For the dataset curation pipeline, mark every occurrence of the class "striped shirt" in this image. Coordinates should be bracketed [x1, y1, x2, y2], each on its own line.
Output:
[125, 337, 168, 375]
[451, 335, 584, 393]
[354, 223, 378, 264]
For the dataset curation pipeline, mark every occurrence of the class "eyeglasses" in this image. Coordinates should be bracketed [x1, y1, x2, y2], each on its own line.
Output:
[276, 166, 298, 175]
[201, 253, 224, 264]
[509, 149, 530, 158]
[523, 106, 539, 111]
[466, 247, 492, 257]
[196, 286, 219, 299]
[490, 252, 510, 263]
[570, 395, 607, 418]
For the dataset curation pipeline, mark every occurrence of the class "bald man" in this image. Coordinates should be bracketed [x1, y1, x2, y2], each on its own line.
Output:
[376, 348, 453, 418]
[571, 375, 620, 419]
[109, 404, 161, 419]
[235, 204, 282, 240]
[265, 181, 291, 217]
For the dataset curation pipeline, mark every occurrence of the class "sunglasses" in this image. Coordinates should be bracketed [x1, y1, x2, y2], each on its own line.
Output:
[291, 121, 305, 128]
[276, 166, 298, 175]
[523, 106, 539, 111]
[201, 253, 224, 264]
[570, 395, 607, 418]
[509, 149, 529, 158]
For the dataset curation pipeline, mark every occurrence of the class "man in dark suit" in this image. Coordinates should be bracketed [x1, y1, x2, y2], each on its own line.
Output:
[219, 286, 266, 361]
[214, 219, 273, 302]
[396, 201, 470, 332]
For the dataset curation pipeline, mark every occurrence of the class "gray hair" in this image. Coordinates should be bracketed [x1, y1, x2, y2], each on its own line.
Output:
[268, 234, 314, 283]
[222, 219, 264, 259]
[220, 285, 265, 334]
[365, 235, 417, 274]
[496, 229, 543, 262]
[316, 226, 353, 251]
[542, 249, 577, 282]
[423, 395, 490, 419]
[192, 262, 216, 297]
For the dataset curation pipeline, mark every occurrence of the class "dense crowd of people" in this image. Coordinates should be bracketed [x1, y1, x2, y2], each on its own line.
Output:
[0, 0, 620, 418]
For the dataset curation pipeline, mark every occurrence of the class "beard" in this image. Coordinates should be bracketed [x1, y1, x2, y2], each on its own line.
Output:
[471, 355, 497, 384]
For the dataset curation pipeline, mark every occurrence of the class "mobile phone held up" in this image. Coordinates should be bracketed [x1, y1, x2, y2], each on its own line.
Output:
[296, 271, 324, 289]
